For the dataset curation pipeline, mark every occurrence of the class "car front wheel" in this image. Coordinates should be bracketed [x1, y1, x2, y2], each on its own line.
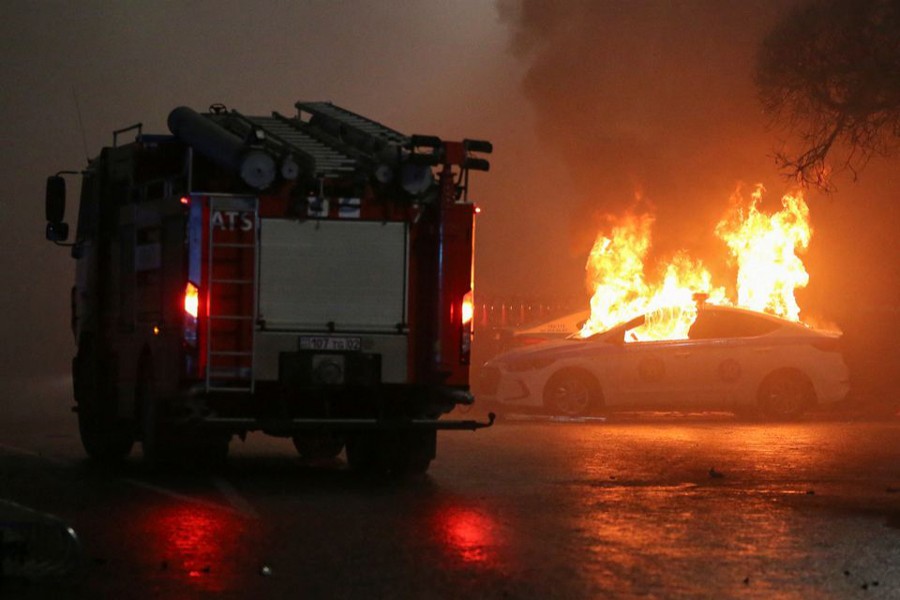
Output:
[543, 370, 599, 417]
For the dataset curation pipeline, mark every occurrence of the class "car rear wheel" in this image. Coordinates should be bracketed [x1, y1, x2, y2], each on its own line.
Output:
[758, 370, 814, 420]
[544, 371, 599, 417]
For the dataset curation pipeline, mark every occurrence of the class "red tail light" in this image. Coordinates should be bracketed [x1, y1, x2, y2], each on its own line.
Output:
[183, 281, 200, 352]
[461, 290, 474, 326]
[184, 281, 199, 319]
[460, 290, 474, 365]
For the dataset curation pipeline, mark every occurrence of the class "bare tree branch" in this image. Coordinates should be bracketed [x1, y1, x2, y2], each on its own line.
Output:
[756, 0, 900, 189]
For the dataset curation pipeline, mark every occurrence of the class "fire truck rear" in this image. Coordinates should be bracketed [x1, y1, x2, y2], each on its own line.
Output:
[44, 102, 494, 473]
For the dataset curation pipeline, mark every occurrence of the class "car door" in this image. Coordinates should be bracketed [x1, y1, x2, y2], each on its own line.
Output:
[674, 309, 784, 409]
[612, 335, 688, 409]
[666, 336, 736, 409]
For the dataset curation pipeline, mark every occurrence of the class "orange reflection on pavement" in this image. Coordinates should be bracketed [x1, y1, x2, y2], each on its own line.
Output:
[569, 422, 843, 597]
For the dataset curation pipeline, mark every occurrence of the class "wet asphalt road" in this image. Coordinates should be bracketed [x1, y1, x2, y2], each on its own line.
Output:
[2, 378, 900, 599]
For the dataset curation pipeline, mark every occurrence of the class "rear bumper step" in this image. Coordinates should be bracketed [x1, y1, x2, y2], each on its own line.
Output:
[183, 413, 495, 433]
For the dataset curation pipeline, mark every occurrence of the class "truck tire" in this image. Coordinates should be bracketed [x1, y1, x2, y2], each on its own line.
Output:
[292, 433, 344, 460]
[137, 357, 176, 467]
[73, 336, 134, 462]
[137, 356, 230, 468]
[393, 430, 435, 476]
[345, 430, 435, 476]
[344, 433, 379, 473]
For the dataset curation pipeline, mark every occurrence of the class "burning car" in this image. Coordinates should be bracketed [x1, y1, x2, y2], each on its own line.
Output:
[479, 303, 849, 419]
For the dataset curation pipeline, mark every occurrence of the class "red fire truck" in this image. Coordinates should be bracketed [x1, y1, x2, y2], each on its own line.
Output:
[44, 102, 493, 473]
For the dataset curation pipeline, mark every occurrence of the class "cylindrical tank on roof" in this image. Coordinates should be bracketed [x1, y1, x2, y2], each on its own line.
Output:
[167, 106, 276, 190]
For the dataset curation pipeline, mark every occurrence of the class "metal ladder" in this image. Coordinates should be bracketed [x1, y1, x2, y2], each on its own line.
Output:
[206, 196, 258, 393]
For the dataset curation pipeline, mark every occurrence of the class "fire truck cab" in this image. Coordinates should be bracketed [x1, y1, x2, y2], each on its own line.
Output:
[44, 102, 493, 473]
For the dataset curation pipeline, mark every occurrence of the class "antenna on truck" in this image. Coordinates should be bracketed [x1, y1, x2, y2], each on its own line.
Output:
[72, 87, 89, 164]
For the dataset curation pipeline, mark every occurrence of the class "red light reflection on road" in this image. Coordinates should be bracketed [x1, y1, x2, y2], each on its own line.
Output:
[141, 503, 247, 593]
[433, 505, 499, 566]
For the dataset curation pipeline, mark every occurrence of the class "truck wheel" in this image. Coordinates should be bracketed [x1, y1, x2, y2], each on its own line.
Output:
[345, 431, 434, 476]
[292, 433, 344, 460]
[137, 358, 175, 466]
[74, 336, 134, 462]
[184, 432, 231, 468]
[345, 433, 379, 473]
[391, 430, 435, 476]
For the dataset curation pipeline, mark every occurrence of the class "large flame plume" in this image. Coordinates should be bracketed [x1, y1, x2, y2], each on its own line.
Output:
[715, 185, 811, 321]
[580, 186, 813, 341]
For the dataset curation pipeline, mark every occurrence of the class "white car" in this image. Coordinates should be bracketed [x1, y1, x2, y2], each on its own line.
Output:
[479, 304, 850, 419]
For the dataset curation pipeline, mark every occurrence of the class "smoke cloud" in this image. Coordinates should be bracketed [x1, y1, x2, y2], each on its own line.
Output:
[498, 0, 785, 262]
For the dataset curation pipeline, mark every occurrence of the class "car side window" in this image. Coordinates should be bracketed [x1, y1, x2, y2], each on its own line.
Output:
[688, 311, 780, 339]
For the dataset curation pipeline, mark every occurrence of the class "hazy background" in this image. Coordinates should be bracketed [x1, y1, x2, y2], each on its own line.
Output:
[2, 1, 897, 401]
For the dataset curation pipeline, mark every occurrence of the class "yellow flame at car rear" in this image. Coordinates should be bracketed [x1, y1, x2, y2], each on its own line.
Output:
[715, 185, 811, 322]
[579, 186, 813, 341]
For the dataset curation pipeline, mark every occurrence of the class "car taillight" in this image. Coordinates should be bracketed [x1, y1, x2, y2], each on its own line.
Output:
[812, 337, 841, 352]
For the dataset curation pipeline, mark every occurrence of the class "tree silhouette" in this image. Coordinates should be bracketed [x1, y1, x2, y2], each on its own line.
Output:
[756, 0, 900, 188]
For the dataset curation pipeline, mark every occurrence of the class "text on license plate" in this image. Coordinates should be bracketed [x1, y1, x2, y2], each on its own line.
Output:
[299, 336, 361, 351]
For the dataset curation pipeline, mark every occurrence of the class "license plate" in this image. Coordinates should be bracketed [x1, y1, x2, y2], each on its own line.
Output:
[299, 336, 361, 351]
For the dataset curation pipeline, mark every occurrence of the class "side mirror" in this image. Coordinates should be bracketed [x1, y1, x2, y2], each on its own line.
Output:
[45, 175, 70, 243]
[45, 176, 66, 222]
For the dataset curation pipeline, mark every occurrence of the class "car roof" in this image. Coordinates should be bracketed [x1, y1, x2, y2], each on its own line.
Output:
[698, 303, 804, 325]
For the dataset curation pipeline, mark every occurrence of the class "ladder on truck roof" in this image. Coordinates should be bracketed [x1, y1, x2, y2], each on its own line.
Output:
[206, 196, 258, 393]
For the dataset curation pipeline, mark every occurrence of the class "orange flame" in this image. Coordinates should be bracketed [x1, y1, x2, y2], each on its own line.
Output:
[715, 185, 811, 321]
[579, 214, 726, 340]
[580, 186, 813, 340]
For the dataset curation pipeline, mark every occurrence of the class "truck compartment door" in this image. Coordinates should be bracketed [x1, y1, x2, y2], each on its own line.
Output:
[258, 220, 407, 332]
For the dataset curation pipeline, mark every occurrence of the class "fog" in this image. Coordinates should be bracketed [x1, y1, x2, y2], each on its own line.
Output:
[1, 1, 897, 401]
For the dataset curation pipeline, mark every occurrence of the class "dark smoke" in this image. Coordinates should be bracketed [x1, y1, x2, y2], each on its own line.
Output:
[499, 0, 785, 261]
